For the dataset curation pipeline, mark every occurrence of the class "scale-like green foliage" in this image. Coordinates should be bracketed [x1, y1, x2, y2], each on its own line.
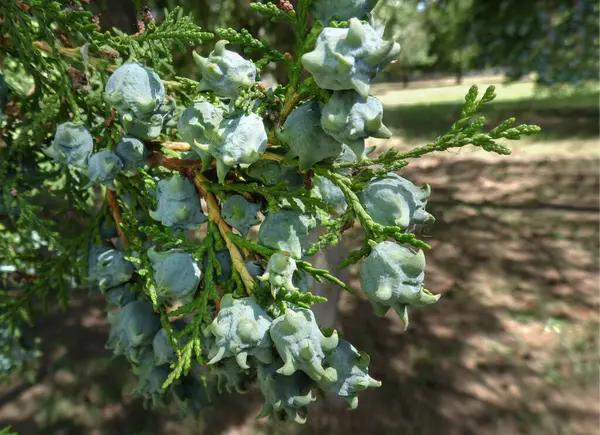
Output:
[0, 0, 541, 425]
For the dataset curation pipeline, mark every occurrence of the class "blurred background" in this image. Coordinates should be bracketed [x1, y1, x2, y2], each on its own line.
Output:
[1, 0, 598, 434]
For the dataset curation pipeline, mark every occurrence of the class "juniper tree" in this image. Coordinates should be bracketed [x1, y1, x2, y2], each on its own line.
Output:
[0, 0, 540, 424]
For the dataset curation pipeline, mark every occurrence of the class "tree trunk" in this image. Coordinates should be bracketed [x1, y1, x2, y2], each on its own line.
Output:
[402, 73, 410, 88]
[455, 68, 463, 85]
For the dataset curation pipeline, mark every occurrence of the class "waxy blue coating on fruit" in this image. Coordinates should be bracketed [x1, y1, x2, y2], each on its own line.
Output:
[310, 0, 379, 22]
[206, 294, 273, 369]
[277, 101, 343, 170]
[152, 320, 187, 366]
[269, 307, 339, 382]
[258, 209, 315, 259]
[321, 90, 392, 159]
[106, 300, 160, 363]
[258, 253, 299, 298]
[170, 375, 211, 416]
[257, 363, 316, 424]
[209, 111, 268, 183]
[92, 248, 134, 291]
[178, 101, 225, 170]
[104, 63, 165, 119]
[147, 247, 201, 303]
[44, 122, 94, 168]
[104, 283, 135, 308]
[317, 339, 381, 409]
[302, 18, 400, 98]
[359, 241, 439, 326]
[212, 357, 249, 394]
[121, 112, 165, 140]
[203, 249, 233, 282]
[221, 195, 261, 237]
[246, 261, 269, 290]
[86, 151, 123, 189]
[115, 137, 148, 173]
[132, 350, 170, 407]
[87, 244, 111, 279]
[193, 41, 256, 99]
[311, 175, 347, 215]
[245, 160, 304, 190]
[149, 174, 207, 230]
[359, 173, 434, 229]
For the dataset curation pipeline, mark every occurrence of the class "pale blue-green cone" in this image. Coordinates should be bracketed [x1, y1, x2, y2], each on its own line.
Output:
[106, 300, 160, 363]
[152, 319, 187, 366]
[87, 243, 111, 280]
[360, 241, 439, 327]
[245, 160, 304, 190]
[203, 111, 267, 184]
[258, 253, 299, 298]
[206, 294, 273, 369]
[92, 248, 134, 291]
[115, 136, 148, 174]
[193, 40, 256, 99]
[121, 112, 165, 140]
[317, 339, 381, 409]
[132, 350, 170, 408]
[149, 174, 207, 230]
[276, 100, 343, 170]
[211, 357, 250, 394]
[178, 101, 226, 171]
[270, 307, 339, 382]
[359, 173, 434, 229]
[321, 90, 391, 159]
[257, 363, 316, 424]
[311, 175, 347, 216]
[104, 283, 136, 308]
[258, 209, 316, 259]
[147, 247, 201, 303]
[85, 151, 123, 190]
[44, 122, 94, 169]
[104, 63, 165, 119]
[302, 18, 400, 98]
[221, 195, 261, 237]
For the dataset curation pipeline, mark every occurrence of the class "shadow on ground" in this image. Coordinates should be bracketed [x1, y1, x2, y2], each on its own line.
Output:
[1, 155, 598, 435]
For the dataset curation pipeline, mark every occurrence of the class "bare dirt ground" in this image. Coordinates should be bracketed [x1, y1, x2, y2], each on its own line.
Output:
[1, 83, 598, 434]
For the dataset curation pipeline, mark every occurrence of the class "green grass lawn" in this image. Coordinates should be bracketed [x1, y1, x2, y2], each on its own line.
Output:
[372, 81, 600, 143]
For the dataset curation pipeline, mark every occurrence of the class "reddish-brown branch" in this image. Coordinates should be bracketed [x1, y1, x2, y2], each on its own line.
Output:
[106, 189, 129, 250]
[145, 152, 207, 171]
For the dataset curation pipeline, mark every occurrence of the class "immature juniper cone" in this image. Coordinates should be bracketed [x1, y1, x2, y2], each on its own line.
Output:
[103, 63, 167, 139]
[17, 0, 538, 425]
[44, 122, 94, 168]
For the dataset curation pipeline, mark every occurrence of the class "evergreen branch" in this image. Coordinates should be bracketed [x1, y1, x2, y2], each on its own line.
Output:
[214, 28, 285, 63]
[106, 189, 129, 250]
[280, 290, 328, 308]
[227, 234, 353, 293]
[250, 2, 297, 24]
[305, 212, 355, 256]
[191, 174, 255, 295]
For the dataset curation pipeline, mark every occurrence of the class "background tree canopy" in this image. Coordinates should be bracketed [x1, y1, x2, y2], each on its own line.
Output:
[95, 0, 597, 86]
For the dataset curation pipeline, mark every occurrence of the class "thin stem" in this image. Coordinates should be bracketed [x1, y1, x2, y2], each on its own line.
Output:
[106, 189, 129, 250]
[191, 173, 254, 295]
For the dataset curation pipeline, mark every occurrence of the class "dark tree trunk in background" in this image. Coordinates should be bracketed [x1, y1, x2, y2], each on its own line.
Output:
[97, 0, 137, 32]
[402, 73, 410, 88]
[455, 68, 463, 85]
